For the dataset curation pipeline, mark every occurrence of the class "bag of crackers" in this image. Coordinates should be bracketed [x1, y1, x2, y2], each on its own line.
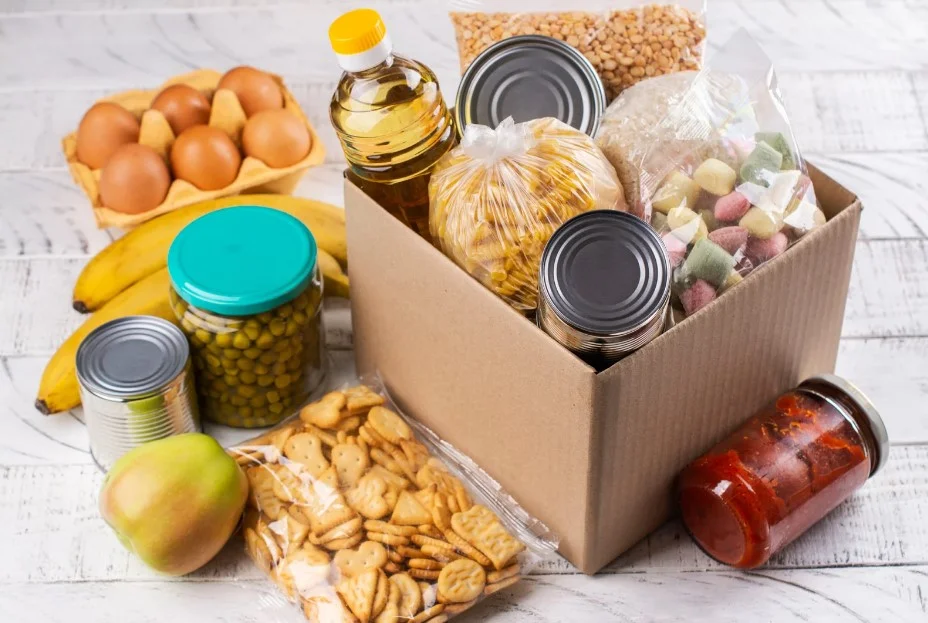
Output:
[448, 1, 707, 100]
[229, 377, 557, 623]
[429, 116, 628, 314]
[598, 31, 824, 317]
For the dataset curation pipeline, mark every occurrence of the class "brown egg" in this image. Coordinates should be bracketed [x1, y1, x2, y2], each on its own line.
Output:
[150, 84, 211, 135]
[170, 125, 242, 190]
[99, 144, 171, 214]
[76, 102, 141, 170]
[216, 66, 284, 117]
[242, 109, 311, 168]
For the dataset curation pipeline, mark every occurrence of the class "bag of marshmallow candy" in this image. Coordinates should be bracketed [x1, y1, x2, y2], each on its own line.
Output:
[596, 30, 825, 317]
[229, 376, 557, 623]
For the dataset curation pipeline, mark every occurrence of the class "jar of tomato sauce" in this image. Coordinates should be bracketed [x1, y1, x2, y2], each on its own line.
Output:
[678, 374, 889, 569]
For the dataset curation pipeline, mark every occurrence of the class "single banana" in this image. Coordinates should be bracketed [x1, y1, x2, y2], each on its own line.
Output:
[317, 248, 350, 299]
[37, 269, 176, 415]
[73, 194, 347, 313]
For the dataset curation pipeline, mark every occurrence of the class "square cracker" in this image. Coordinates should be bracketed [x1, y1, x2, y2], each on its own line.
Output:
[450, 505, 525, 570]
[302, 467, 358, 536]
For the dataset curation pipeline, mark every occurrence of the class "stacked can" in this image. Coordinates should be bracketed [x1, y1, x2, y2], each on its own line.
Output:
[76, 315, 200, 470]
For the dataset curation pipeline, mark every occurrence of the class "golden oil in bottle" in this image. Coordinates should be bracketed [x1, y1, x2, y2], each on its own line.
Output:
[328, 8, 456, 240]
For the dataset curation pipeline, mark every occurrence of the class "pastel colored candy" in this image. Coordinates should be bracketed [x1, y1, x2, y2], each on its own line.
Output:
[699, 209, 719, 233]
[679, 279, 717, 315]
[740, 141, 784, 187]
[661, 233, 688, 267]
[755, 132, 796, 170]
[683, 238, 736, 287]
[653, 170, 702, 214]
[651, 210, 668, 233]
[667, 206, 708, 243]
[739, 206, 782, 239]
[720, 270, 744, 293]
[714, 191, 751, 222]
[693, 158, 738, 196]
[708, 226, 749, 255]
[746, 232, 789, 263]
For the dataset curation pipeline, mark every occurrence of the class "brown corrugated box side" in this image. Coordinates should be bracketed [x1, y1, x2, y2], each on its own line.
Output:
[346, 164, 861, 573]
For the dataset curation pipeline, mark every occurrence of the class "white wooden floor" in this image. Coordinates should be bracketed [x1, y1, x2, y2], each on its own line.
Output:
[1, 1, 926, 621]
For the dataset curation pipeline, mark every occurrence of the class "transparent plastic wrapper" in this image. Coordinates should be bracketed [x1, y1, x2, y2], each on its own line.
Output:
[429, 116, 628, 314]
[596, 31, 824, 317]
[229, 377, 557, 623]
[448, 1, 707, 100]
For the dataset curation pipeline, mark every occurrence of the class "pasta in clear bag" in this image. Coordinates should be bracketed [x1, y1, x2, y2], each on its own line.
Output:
[229, 376, 557, 623]
[595, 31, 824, 317]
[429, 116, 628, 314]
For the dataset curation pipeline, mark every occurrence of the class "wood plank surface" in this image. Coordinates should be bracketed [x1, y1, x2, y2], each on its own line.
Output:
[1, 566, 927, 623]
[0, 1, 925, 93]
[0, 446, 924, 583]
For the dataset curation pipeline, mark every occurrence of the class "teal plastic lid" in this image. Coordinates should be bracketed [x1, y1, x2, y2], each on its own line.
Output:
[167, 206, 317, 316]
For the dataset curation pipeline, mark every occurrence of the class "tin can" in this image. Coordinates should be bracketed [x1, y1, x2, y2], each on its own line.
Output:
[455, 34, 606, 137]
[538, 210, 671, 369]
[76, 315, 200, 470]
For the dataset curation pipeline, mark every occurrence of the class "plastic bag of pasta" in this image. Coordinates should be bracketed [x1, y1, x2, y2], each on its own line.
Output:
[229, 378, 557, 623]
[429, 116, 628, 313]
[596, 31, 823, 317]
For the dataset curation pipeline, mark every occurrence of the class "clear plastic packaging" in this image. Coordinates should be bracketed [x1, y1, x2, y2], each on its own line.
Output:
[429, 116, 628, 313]
[448, 1, 707, 100]
[229, 377, 557, 622]
[595, 31, 824, 317]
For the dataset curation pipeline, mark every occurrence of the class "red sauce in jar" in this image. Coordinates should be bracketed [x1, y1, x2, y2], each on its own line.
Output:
[678, 376, 887, 568]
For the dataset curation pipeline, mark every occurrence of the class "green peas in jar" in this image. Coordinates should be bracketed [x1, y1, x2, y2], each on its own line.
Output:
[167, 206, 327, 428]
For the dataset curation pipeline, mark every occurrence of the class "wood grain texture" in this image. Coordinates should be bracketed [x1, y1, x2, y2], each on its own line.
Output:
[0, 258, 353, 356]
[844, 239, 928, 338]
[1, 567, 926, 622]
[0, 1, 926, 92]
[0, 446, 924, 583]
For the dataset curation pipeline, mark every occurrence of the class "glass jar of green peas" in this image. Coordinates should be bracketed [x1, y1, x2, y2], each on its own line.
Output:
[167, 205, 327, 427]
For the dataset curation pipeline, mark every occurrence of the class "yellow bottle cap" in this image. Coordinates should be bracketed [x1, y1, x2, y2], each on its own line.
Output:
[329, 9, 388, 55]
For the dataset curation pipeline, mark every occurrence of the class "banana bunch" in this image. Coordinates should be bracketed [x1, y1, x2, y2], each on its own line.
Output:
[73, 194, 348, 312]
[38, 194, 349, 415]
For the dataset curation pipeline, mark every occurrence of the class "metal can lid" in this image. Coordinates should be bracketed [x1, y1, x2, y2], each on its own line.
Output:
[76, 316, 189, 401]
[540, 210, 671, 336]
[801, 374, 890, 477]
[455, 35, 606, 137]
[168, 206, 317, 316]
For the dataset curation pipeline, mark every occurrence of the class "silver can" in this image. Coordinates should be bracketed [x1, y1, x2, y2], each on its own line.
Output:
[76, 315, 200, 470]
[538, 211, 672, 370]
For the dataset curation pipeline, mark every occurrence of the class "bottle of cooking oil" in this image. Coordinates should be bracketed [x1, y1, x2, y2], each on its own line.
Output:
[328, 9, 456, 240]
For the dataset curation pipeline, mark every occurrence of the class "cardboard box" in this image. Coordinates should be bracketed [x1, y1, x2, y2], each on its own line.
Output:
[346, 165, 861, 574]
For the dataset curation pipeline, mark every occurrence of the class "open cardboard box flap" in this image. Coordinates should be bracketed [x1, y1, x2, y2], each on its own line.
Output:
[346, 163, 861, 573]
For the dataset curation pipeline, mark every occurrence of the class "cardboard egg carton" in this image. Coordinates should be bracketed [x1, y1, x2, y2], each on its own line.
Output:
[62, 69, 326, 229]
